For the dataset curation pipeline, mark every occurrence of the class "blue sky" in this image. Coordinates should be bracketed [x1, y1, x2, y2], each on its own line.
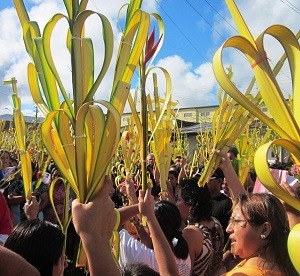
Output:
[0, 0, 299, 116]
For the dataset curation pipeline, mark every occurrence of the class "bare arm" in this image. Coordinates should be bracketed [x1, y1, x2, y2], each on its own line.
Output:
[280, 182, 300, 229]
[0, 246, 40, 276]
[118, 204, 139, 228]
[72, 176, 120, 276]
[178, 158, 187, 183]
[24, 196, 39, 220]
[7, 192, 25, 205]
[37, 192, 50, 212]
[215, 150, 247, 200]
[139, 189, 179, 276]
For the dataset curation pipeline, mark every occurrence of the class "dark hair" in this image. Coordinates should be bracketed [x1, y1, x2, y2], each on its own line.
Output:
[228, 147, 238, 157]
[168, 170, 179, 180]
[5, 219, 64, 276]
[154, 200, 189, 260]
[235, 193, 298, 276]
[179, 177, 212, 223]
[121, 263, 159, 276]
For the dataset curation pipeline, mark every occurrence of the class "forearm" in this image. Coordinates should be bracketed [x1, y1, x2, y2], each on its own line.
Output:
[178, 167, 186, 183]
[0, 246, 40, 276]
[81, 236, 120, 276]
[222, 165, 247, 200]
[7, 195, 25, 205]
[38, 197, 49, 212]
[147, 214, 179, 276]
[118, 204, 139, 227]
[286, 211, 300, 229]
[136, 224, 153, 248]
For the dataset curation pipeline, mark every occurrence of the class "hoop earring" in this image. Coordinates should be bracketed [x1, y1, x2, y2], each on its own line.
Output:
[260, 234, 266, 239]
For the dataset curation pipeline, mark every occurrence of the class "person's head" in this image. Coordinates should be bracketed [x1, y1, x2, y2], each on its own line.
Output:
[168, 170, 179, 188]
[227, 193, 297, 275]
[146, 153, 155, 168]
[9, 157, 19, 167]
[5, 219, 66, 276]
[174, 156, 181, 165]
[227, 147, 238, 160]
[121, 263, 159, 276]
[206, 168, 224, 196]
[0, 149, 10, 170]
[154, 200, 189, 260]
[176, 177, 212, 224]
[221, 177, 230, 196]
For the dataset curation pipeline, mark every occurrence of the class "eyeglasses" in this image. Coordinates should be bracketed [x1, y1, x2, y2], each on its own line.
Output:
[228, 218, 249, 228]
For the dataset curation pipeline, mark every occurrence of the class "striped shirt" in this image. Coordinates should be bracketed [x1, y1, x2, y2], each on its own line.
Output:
[192, 217, 224, 275]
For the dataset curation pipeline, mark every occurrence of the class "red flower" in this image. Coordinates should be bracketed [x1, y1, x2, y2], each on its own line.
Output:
[144, 28, 163, 66]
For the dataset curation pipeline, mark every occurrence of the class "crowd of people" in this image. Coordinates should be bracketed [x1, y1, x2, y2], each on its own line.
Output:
[0, 147, 300, 275]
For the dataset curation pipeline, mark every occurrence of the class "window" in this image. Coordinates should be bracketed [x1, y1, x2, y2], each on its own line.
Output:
[200, 112, 210, 117]
[184, 113, 192, 118]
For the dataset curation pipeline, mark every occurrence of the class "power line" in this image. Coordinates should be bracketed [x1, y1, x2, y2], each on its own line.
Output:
[154, 0, 210, 64]
[280, 0, 300, 15]
[185, 0, 228, 41]
[203, 0, 237, 33]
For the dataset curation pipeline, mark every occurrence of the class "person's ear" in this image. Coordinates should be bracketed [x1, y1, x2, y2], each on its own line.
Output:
[260, 222, 272, 240]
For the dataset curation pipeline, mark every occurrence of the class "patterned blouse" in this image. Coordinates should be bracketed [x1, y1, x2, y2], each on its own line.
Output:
[192, 217, 224, 276]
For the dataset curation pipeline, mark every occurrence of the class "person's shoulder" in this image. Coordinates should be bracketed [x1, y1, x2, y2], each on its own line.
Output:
[183, 225, 204, 243]
[224, 265, 284, 276]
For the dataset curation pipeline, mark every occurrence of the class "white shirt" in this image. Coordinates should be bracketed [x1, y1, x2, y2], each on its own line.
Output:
[118, 229, 191, 276]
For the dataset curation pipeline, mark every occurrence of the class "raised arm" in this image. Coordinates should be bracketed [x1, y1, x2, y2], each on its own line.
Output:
[139, 188, 179, 276]
[72, 176, 120, 276]
[215, 149, 247, 200]
[280, 182, 300, 229]
[24, 195, 39, 220]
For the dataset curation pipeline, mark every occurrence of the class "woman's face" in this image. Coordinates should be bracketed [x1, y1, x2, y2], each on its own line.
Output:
[1, 152, 10, 169]
[226, 204, 264, 258]
[221, 178, 229, 195]
[175, 189, 190, 222]
[168, 173, 177, 187]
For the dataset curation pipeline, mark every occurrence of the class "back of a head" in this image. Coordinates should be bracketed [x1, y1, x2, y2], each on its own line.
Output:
[228, 147, 239, 158]
[154, 200, 189, 260]
[235, 193, 298, 276]
[121, 263, 159, 276]
[168, 169, 179, 180]
[179, 177, 212, 223]
[5, 219, 64, 276]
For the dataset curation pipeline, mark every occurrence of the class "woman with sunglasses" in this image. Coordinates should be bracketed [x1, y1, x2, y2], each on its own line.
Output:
[176, 177, 224, 275]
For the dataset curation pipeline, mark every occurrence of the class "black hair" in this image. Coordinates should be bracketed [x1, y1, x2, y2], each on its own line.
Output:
[168, 169, 179, 180]
[121, 263, 159, 276]
[228, 147, 239, 157]
[179, 177, 212, 223]
[5, 219, 64, 276]
[154, 200, 189, 260]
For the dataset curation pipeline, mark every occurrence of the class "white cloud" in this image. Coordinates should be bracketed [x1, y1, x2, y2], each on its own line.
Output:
[0, 0, 299, 116]
[146, 55, 218, 108]
[0, 0, 161, 115]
